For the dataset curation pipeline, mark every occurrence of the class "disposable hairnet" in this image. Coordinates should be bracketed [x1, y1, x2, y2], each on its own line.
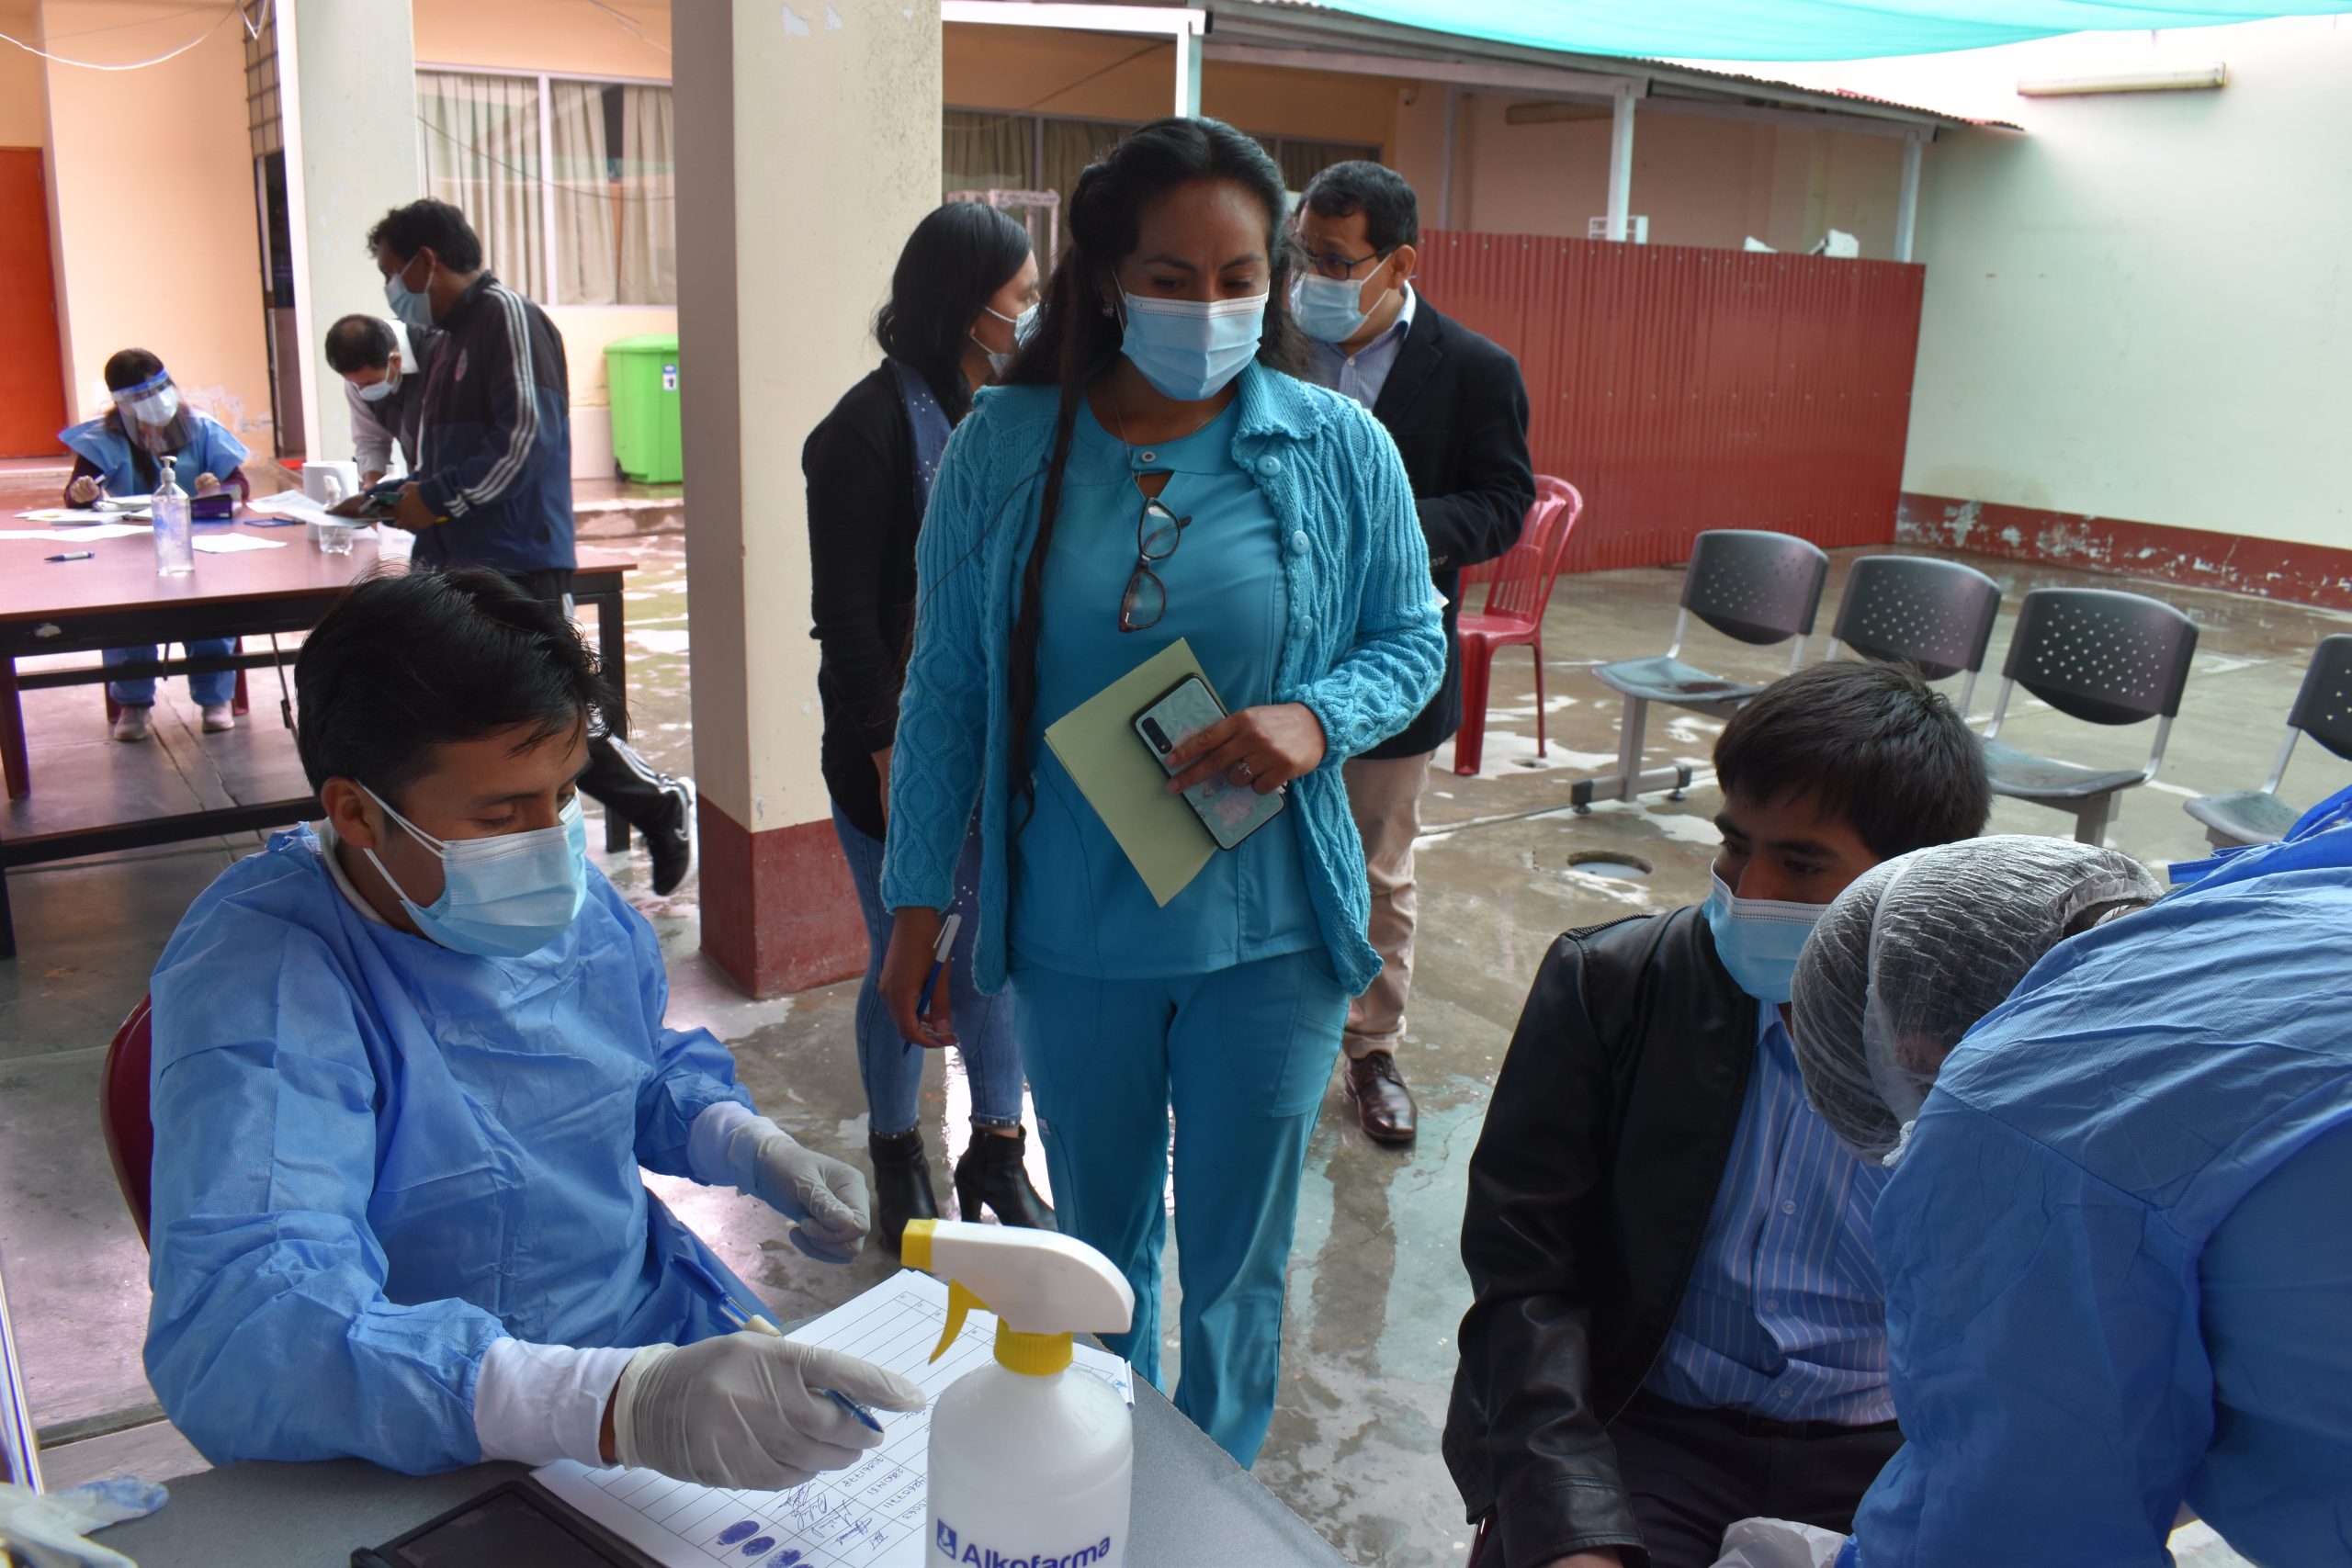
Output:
[1789, 836, 2165, 1163]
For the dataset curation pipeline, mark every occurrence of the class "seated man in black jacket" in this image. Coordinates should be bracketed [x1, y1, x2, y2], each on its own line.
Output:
[1445, 660, 1990, 1568]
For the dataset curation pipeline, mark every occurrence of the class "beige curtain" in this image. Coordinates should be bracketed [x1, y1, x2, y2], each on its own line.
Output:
[415, 71, 546, 299]
[548, 82, 616, 305]
[944, 109, 1031, 193]
[1041, 118, 1131, 249]
[619, 85, 676, 305]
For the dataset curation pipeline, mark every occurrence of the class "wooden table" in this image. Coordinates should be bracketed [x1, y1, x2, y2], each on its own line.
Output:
[0, 520, 636, 957]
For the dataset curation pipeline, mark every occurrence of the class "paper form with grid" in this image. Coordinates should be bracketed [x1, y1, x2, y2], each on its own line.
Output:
[535, 1270, 1135, 1568]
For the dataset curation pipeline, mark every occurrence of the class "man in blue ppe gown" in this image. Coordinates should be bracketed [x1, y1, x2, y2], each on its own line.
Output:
[143, 570, 926, 1484]
[1786, 808, 2352, 1567]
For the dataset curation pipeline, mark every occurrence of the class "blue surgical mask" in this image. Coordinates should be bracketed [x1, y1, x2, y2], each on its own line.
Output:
[1291, 270, 1383, 344]
[385, 260, 435, 332]
[361, 786, 588, 958]
[1118, 289, 1265, 402]
[1702, 867, 1827, 1005]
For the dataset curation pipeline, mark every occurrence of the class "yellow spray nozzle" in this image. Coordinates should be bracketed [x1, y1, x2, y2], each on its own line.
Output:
[931, 1279, 988, 1364]
[900, 1218, 936, 1271]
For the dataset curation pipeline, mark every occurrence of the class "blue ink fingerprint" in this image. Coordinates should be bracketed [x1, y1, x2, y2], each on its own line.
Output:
[741, 1539, 775, 1556]
[764, 1553, 803, 1568]
[717, 1521, 759, 1546]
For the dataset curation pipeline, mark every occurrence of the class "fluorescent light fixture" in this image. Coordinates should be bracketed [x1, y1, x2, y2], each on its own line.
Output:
[2017, 63, 2226, 96]
[940, 1, 1207, 37]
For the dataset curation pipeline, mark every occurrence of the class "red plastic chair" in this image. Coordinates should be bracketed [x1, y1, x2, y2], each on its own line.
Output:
[1453, 477, 1584, 777]
[100, 996, 156, 1247]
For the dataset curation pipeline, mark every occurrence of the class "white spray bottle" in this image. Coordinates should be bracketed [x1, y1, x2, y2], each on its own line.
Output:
[901, 1219, 1136, 1568]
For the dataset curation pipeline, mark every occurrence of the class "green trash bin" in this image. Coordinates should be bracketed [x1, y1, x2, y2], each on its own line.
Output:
[604, 333, 684, 484]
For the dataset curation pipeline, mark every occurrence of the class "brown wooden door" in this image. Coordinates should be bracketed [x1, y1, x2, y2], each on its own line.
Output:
[0, 149, 70, 458]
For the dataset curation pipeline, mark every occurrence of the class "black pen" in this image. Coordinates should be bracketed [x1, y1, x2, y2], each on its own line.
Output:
[46, 551, 93, 562]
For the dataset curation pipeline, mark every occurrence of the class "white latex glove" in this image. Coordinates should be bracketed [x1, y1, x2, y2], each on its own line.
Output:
[1711, 1517, 1850, 1568]
[726, 1115, 871, 1263]
[611, 1331, 926, 1490]
[0, 1477, 167, 1568]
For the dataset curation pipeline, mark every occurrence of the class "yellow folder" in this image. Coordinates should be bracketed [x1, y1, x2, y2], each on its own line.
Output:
[1042, 637, 1218, 908]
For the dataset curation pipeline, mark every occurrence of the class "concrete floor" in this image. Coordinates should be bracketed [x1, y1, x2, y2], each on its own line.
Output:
[6, 514, 2342, 1562]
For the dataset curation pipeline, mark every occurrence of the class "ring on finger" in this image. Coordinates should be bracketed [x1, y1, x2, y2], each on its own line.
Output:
[1235, 758, 1256, 782]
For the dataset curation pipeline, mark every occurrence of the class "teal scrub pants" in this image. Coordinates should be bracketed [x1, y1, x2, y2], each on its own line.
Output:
[1011, 949, 1347, 1468]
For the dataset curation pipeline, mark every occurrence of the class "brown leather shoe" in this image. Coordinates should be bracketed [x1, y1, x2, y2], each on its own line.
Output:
[1345, 1050, 1419, 1145]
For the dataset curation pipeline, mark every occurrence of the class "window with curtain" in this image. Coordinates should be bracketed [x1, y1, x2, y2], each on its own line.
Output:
[941, 108, 1384, 249]
[416, 71, 547, 299]
[413, 71, 676, 307]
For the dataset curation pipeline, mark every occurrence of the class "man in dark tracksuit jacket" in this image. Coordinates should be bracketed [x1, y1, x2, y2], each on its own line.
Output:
[368, 198, 694, 895]
[1295, 163, 1535, 1145]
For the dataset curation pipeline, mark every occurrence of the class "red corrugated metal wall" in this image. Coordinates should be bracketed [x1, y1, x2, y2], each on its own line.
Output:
[1413, 231, 1925, 572]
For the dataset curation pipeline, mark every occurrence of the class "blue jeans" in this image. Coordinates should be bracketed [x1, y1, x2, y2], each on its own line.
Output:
[831, 803, 1023, 1137]
[105, 641, 235, 707]
[1010, 949, 1347, 1469]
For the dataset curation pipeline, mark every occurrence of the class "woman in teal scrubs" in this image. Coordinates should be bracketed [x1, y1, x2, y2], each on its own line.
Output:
[875, 118, 1444, 1467]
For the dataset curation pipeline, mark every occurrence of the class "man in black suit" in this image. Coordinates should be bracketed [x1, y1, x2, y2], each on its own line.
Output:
[1295, 163, 1536, 1145]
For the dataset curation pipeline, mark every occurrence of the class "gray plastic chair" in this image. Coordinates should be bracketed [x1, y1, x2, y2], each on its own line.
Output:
[1829, 556, 2003, 714]
[1982, 587, 2199, 845]
[2183, 634, 2352, 849]
[1572, 530, 1829, 810]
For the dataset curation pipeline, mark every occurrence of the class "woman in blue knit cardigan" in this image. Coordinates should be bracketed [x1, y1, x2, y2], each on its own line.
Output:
[875, 118, 1443, 1466]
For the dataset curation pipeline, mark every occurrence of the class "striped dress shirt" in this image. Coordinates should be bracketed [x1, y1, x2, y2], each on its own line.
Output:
[1645, 1009, 1895, 1425]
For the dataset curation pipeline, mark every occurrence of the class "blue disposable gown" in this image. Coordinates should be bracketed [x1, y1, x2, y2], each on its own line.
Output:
[59, 409, 248, 493]
[1849, 787, 2352, 1566]
[143, 828, 757, 1474]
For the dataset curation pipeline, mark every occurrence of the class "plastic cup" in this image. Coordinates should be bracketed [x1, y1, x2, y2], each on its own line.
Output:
[318, 521, 356, 556]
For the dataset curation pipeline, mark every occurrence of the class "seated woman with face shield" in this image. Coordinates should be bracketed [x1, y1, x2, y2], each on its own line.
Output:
[59, 349, 254, 741]
[1778, 817, 2352, 1568]
[143, 569, 926, 1485]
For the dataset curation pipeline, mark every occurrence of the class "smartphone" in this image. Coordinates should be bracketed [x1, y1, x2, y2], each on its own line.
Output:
[1134, 675, 1286, 852]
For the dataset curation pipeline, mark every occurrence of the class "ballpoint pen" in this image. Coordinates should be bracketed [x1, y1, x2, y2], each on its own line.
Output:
[907, 911, 961, 1056]
[673, 1253, 882, 1432]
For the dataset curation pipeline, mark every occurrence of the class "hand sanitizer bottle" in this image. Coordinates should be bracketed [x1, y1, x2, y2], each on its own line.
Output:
[153, 456, 194, 576]
[902, 1220, 1136, 1568]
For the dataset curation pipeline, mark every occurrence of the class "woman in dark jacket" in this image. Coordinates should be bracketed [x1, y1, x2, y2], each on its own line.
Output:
[803, 200, 1050, 1250]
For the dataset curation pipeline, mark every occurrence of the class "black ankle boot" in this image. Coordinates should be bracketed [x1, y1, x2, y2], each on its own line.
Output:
[954, 1126, 1057, 1231]
[869, 1127, 938, 1254]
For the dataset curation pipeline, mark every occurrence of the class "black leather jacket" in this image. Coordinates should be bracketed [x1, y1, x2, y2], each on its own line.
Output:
[1444, 906, 1760, 1567]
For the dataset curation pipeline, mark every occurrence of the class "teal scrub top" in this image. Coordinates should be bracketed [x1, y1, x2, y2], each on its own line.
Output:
[1011, 400, 1320, 977]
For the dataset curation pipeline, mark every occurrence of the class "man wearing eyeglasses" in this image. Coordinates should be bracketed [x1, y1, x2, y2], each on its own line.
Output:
[1294, 162, 1536, 1146]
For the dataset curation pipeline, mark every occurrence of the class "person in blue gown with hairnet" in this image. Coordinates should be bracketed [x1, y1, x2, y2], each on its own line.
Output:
[1781, 807, 2352, 1568]
[143, 570, 925, 1485]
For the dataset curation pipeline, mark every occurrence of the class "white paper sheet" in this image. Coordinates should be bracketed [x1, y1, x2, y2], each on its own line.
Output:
[245, 490, 338, 525]
[190, 533, 288, 553]
[534, 1271, 1133, 1568]
[0, 525, 153, 542]
[15, 508, 119, 525]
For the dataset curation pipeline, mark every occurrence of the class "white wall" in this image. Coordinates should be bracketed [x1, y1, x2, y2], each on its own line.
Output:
[1752, 17, 2352, 549]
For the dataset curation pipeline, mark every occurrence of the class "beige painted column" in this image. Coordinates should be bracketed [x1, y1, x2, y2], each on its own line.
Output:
[277, 0, 421, 468]
[673, 0, 943, 998]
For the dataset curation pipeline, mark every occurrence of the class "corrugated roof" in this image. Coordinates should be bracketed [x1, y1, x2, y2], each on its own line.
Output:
[1218, 0, 2022, 130]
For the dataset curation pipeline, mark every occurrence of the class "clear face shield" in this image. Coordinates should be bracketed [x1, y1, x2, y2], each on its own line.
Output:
[111, 367, 185, 450]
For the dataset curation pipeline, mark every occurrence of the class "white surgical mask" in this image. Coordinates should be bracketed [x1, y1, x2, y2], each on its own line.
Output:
[115, 379, 180, 429]
[971, 302, 1037, 379]
[360, 786, 588, 958]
